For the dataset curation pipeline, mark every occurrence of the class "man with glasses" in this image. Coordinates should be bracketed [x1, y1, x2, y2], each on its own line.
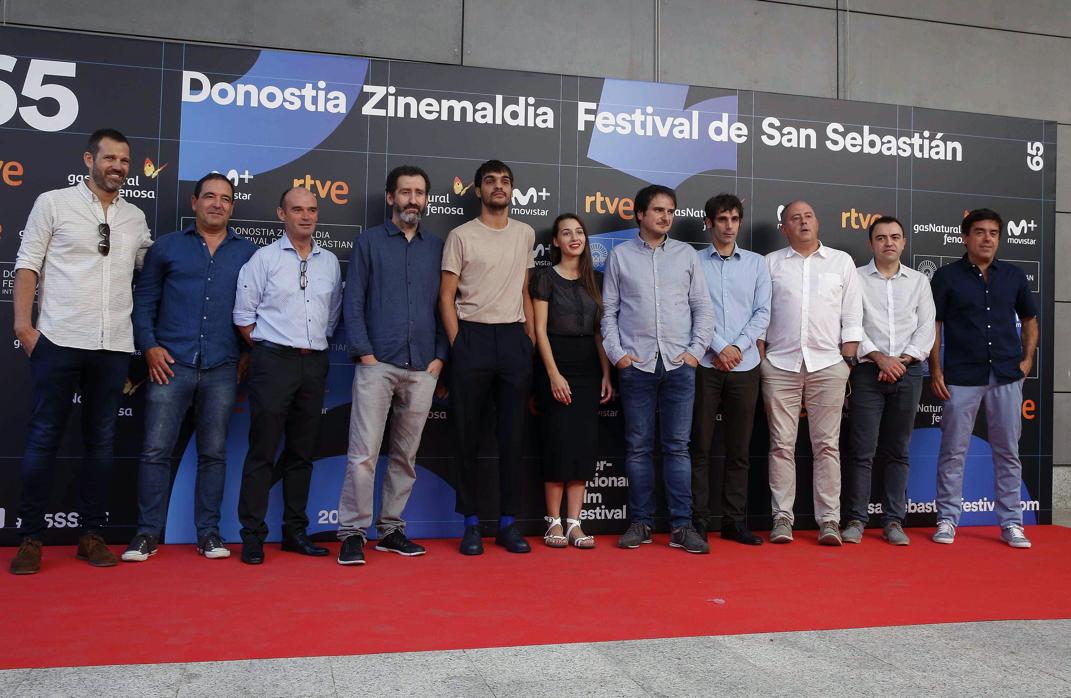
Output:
[233, 186, 342, 565]
[121, 173, 257, 563]
[9, 128, 153, 575]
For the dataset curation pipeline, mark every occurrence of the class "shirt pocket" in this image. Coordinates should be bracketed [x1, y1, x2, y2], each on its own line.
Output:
[819, 272, 843, 301]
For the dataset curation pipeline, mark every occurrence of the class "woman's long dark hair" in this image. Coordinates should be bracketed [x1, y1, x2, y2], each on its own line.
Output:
[549, 213, 602, 317]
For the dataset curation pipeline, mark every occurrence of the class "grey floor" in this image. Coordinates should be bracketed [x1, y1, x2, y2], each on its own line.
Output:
[2, 619, 1070, 697]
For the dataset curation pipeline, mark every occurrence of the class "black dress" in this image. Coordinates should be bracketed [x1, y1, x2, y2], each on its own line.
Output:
[530, 266, 602, 482]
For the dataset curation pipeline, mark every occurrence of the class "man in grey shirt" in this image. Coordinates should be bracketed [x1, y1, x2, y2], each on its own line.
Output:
[602, 184, 714, 554]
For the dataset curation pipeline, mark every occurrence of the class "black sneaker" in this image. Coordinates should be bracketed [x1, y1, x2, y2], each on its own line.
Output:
[693, 518, 708, 542]
[197, 532, 231, 559]
[374, 529, 426, 556]
[121, 533, 158, 562]
[337, 535, 366, 566]
[670, 524, 710, 554]
[617, 522, 653, 549]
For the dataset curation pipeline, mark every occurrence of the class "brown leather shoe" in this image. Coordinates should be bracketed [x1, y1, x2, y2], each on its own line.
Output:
[76, 532, 118, 567]
[10, 538, 42, 575]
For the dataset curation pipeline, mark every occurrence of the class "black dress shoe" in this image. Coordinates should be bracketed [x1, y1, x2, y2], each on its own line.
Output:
[459, 524, 484, 556]
[241, 540, 264, 565]
[280, 533, 329, 556]
[721, 522, 763, 546]
[494, 523, 531, 553]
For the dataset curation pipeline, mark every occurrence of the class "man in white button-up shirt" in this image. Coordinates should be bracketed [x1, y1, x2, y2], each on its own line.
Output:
[842, 216, 934, 547]
[758, 201, 862, 546]
[9, 129, 152, 575]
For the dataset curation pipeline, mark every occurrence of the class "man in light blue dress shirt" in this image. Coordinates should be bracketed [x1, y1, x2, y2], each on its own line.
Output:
[691, 194, 770, 546]
[232, 187, 342, 565]
[602, 184, 714, 554]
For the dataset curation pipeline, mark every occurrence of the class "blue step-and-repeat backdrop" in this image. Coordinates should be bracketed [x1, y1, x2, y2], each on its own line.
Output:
[0, 25, 1056, 543]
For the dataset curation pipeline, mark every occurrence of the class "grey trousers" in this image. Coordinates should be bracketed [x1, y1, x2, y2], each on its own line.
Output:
[337, 362, 438, 540]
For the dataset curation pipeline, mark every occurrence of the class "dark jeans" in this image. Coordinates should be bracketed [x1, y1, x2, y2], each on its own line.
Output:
[846, 362, 923, 525]
[18, 335, 129, 540]
[238, 343, 328, 543]
[690, 364, 760, 527]
[136, 362, 237, 539]
[449, 321, 532, 517]
[618, 358, 696, 529]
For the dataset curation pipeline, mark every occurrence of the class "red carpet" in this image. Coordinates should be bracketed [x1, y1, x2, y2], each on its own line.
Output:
[3, 525, 1071, 669]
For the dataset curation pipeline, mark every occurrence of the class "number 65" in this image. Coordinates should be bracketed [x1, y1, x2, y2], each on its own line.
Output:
[0, 56, 79, 133]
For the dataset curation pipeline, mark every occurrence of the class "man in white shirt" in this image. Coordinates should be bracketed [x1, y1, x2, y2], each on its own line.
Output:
[9, 129, 153, 575]
[759, 201, 862, 546]
[842, 216, 934, 546]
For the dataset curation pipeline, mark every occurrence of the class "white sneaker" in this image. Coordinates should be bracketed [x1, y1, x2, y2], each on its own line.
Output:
[932, 520, 956, 544]
[1000, 524, 1031, 549]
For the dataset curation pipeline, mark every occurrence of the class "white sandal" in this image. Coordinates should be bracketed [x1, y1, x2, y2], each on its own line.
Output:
[565, 518, 595, 549]
[543, 516, 568, 548]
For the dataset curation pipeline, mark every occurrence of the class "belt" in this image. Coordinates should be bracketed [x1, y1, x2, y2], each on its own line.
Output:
[256, 340, 323, 355]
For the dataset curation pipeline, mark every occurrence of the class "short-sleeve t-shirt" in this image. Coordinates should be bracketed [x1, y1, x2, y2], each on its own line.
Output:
[441, 217, 535, 324]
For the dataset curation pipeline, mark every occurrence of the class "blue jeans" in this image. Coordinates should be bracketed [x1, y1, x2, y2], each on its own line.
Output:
[136, 362, 237, 539]
[846, 363, 923, 525]
[935, 372, 1024, 527]
[618, 359, 696, 528]
[18, 335, 130, 540]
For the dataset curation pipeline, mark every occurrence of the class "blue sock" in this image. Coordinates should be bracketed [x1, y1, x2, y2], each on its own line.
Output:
[500, 515, 515, 530]
[464, 515, 479, 528]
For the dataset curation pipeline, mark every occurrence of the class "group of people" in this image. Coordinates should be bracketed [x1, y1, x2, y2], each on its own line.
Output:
[7, 128, 1040, 575]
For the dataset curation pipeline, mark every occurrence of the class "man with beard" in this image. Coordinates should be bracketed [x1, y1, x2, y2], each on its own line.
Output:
[121, 172, 257, 563]
[9, 128, 153, 575]
[336, 166, 446, 566]
[440, 159, 536, 555]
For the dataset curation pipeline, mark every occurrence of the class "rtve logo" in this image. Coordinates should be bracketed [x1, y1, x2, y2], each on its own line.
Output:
[293, 174, 349, 204]
[0, 157, 24, 186]
[840, 207, 883, 230]
[584, 192, 635, 220]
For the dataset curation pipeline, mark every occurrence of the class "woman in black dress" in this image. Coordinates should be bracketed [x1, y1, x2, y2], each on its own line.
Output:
[531, 213, 612, 549]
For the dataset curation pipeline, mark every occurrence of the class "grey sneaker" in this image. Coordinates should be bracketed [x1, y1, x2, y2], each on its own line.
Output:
[882, 522, 910, 546]
[769, 516, 793, 544]
[818, 521, 842, 546]
[617, 522, 652, 549]
[1000, 524, 1031, 549]
[669, 524, 710, 554]
[842, 520, 865, 544]
[932, 520, 956, 544]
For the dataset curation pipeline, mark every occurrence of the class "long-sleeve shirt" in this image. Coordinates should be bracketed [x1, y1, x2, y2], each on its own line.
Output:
[133, 226, 257, 368]
[343, 220, 447, 370]
[697, 244, 771, 372]
[601, 235, 714, 373]
[14, 182, 152, 352]
[233, 235, 341, 350]
[856, 259, 935, 365]
[763, 243, 863, 373]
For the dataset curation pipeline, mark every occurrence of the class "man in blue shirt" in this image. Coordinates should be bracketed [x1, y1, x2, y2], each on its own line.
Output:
[233, 187, 342, 564]
[602, 184, 714, 554]
[929, 208, 1038, 548]
[122, 173, 256, 563]
[336, 166, 446, 566]
[691, 194, 770, 546]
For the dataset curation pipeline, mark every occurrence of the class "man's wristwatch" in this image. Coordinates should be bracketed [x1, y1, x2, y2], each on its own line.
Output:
[843, 355, 859, 368]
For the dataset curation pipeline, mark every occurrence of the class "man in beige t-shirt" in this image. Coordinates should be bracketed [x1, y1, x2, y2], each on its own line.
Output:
[439, 159, 535, 556]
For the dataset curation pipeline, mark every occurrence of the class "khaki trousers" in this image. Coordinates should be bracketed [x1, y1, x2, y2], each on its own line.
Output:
[760, 358, 850, 525]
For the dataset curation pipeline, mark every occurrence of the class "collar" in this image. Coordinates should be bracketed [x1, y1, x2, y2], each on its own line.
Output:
[280, 233, 320, 256]
[864, 259, 907, 279]
[636, 233, 668, 251]
[784, 242, 827, 259]
[183, 224, 240, 242]
[79, 180, 124, 208]
[385, 219, 423, 239]
[707, 243, 740, 259]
